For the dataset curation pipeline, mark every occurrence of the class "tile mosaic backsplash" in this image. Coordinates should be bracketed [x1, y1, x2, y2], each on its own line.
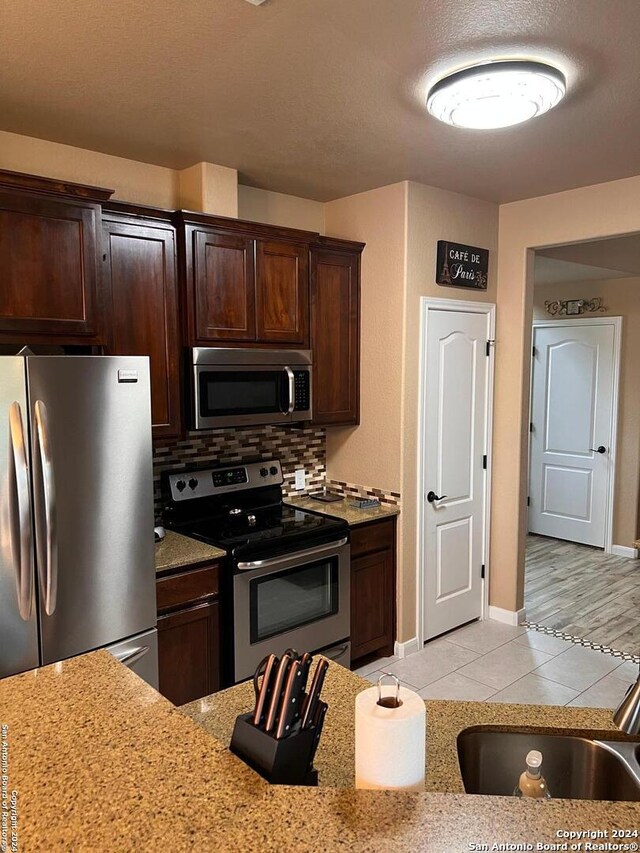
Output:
[153, 426, 402, 520]
[326, 479, 401, 508]
[153, 425, 326, 518]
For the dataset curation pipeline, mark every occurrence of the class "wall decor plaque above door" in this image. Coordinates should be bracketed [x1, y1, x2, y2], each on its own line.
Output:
[436, 240, 489, 290]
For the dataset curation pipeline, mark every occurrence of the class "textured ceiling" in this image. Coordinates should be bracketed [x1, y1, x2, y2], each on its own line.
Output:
[2, 0, 640, 202]
[533, 256, 630, 286]
[535, 234, 640, 283]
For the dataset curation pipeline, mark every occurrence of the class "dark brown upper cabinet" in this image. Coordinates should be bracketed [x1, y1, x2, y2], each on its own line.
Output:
[102, 206, 182, 440]
[180, 214, 315, 349]
[310, 237, 364, 426]
[0, 170, 113, 343]
[189, 228, 256, 342]
[255, 239, 308, 345]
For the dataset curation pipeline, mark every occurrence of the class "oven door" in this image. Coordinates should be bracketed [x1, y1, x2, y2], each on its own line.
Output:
[233, 538, 350, 682]
[194, 364, 294, 429]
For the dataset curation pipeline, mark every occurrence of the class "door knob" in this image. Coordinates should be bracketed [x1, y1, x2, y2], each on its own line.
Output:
[590, 445, 607, 454]
[427, 491, 447, 503]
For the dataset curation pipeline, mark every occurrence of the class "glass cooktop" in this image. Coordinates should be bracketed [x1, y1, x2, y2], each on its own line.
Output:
[173, 503, 348, 560]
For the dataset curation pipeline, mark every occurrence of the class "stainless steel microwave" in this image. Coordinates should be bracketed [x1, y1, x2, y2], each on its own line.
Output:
[191, 348, 312, 429]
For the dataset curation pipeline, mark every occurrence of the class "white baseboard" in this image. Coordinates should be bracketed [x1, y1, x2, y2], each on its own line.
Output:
[488, 606, 527, 626]
[611, 544, 639, 559]
[394, 637, 420, 658]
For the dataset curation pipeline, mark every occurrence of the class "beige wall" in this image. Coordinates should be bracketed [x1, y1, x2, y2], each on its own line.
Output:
[533, 279, 640, 547]
[238, 185, 325, 233]
[179, 162, 238, 218]
[402, 183, 499, 641]
[323, 183, 407, 496]
[323, 183, 408, 638]
[0, 130, 179, 208]
[323, 180, 499, 643]
[493, 175, 640, 613]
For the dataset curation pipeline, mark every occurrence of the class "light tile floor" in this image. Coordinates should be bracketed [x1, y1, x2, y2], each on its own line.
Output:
[354, 620, 637, 709]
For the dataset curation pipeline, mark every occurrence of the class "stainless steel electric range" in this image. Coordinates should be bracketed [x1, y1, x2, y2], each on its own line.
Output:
[162, 459, 350, 683]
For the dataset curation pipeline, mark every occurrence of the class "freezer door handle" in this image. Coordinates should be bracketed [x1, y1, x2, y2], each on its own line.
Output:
[34, 400, 58, 616]
[8, 401, 34, 620]
[114, 645, 150, 668]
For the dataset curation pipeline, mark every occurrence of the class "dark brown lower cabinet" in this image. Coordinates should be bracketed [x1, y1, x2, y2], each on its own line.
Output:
[156, 561, 221, 705]
[350, 518, 397, 664]
[157, 601, 220, 705]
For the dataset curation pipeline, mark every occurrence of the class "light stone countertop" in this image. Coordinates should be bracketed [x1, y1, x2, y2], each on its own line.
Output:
[1, 650, 638, 852]
[285, 495, 400, 527]
[154, 529, 226, 574]
[182, 659, 628, 793]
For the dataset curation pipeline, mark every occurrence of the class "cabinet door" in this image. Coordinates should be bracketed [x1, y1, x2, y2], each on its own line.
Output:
[310, 248, 360, 425]
[0, 192, 102, 340]
[188, 227, 256, 343]
[351, 549, 394, 662]
[157, 600, 220, 705]
[256, 240, 309, 345]
[103, 218, 181, 439]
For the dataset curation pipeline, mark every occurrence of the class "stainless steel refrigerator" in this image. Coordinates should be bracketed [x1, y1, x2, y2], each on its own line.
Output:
[0, 355, 158, 686]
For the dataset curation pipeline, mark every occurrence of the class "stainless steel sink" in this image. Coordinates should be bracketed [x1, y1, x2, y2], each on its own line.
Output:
[457, 727, 640, 801]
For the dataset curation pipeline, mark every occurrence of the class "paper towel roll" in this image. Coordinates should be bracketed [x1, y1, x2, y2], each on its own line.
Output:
[355, 683, 426, 791]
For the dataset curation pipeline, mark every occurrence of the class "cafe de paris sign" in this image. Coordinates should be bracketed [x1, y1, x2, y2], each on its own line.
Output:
[436, 240, 489, 290]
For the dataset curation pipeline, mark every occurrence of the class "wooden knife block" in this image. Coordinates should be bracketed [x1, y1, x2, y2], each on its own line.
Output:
[230, 711, 324, 786]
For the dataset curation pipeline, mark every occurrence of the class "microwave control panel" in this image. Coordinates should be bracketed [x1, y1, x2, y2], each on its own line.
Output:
[293, 370, 311, 412]
[168, 459, 284, 501]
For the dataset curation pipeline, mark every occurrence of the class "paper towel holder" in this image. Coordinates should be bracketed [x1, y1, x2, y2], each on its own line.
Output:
[377, 672, 402, 709]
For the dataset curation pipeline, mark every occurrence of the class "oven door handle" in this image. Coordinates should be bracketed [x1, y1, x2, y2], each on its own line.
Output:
[236, 537, 348, 571]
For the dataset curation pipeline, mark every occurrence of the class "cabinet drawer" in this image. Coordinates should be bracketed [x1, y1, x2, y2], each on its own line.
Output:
[350, 518, 395, 558]
[156, 564, 219, 612]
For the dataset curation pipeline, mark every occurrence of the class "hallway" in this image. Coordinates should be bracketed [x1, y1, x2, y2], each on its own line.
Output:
[525, 534, 640, 654]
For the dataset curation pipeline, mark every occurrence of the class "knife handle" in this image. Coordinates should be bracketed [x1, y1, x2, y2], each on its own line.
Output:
[308, 701, 327, 770]
[264, 653, 292, 733]
[301, 658, 328, 729]
[275, 660, 305, 739]
[252, 653, 278, 728]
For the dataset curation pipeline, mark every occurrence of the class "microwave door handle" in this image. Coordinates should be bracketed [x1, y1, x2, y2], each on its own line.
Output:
[283, 366, 295, 414]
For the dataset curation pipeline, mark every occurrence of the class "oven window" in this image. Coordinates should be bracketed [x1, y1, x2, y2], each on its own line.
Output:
[199, 370, 285, 417]
[249, 558, 339, 644]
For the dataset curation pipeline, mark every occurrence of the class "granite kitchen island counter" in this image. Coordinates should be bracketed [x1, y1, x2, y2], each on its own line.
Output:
[1, 651, 638, 853]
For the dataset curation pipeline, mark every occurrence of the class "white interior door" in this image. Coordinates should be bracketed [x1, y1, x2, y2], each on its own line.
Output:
[421, 302, 493, 641]
[529, 320, 619, 548]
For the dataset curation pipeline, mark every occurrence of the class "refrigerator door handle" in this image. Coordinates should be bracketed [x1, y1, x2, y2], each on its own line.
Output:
[8, 401, 34, 620]
[34, 400, 58, 616]
[114, 645, 150, 668]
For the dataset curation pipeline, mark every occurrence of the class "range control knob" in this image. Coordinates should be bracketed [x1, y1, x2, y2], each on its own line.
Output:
[176, 479, 186, 493]
[270, 466, 278, 476]
[188, 477, 199, 490]
[260, 467, 269, 477]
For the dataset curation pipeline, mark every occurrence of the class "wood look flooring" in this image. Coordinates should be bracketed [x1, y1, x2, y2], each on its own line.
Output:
[525, 534, 640, 655]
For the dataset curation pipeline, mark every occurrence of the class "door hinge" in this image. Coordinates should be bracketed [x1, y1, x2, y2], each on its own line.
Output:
[527, 496, 531, 507]
[481, 563, 485, 579]
[486, 340, 495, 357]
[529, 422, 534, 433]
[482, 454, 487, 470]
[532, 345, 537, 357]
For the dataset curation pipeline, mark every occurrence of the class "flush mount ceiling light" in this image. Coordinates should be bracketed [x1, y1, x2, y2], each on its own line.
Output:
[427, 60, 566, 130]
